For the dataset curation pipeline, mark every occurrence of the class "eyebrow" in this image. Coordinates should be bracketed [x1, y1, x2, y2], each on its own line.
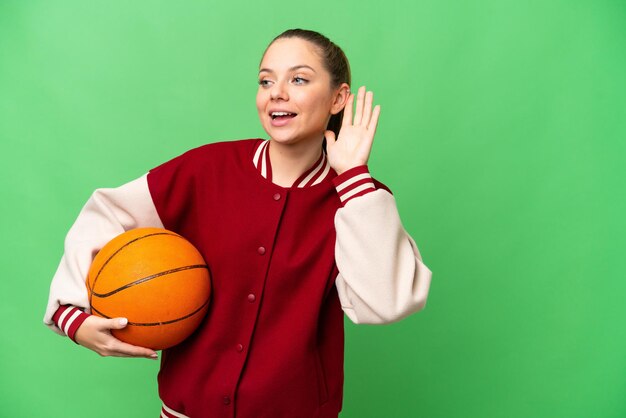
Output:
[258, 65, 317, 74]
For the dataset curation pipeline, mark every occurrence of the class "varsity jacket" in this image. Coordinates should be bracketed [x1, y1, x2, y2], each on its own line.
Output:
[44, 139, 432, 418]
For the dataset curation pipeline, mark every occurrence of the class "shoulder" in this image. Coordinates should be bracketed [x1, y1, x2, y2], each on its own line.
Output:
[176, 138, 261, 162]
[150, 139, 262, 172]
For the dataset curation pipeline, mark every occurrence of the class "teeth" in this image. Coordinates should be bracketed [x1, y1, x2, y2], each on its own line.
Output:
[271, 112, 294, 117]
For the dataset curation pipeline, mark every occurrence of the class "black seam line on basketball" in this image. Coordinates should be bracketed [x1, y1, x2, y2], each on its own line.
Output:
[91, 264, 208, 298]
[89, 231, 183, 307]
[91, 299, 209, 326]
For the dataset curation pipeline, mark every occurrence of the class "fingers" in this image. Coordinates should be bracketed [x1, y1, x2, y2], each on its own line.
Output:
[367, 104, 381, 134]
[78, 316, 158, 359]
[343, 86, 377, 128]
[106, 340, 159, 359]
[353, 86, 366, 125]
[342, 93, 354, 128]
[103, 317, 158, 359]
[362, 90, 373, 127]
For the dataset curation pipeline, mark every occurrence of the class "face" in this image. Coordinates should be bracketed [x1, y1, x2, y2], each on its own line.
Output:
[256, 37, 348, 146]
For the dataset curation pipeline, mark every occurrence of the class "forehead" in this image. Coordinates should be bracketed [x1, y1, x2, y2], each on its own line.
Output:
[260, 38, 323, 71]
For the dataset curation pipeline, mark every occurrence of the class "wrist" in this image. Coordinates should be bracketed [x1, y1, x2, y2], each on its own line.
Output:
[332, 161, 367, 176]
[332, 165, 376, 206]
[52, 305, 91, 344]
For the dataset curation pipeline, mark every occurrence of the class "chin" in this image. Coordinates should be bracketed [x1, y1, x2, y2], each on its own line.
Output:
[275, 132, 321, 145]
[269, 134, 300, 145]
[264, 127, 298, 144]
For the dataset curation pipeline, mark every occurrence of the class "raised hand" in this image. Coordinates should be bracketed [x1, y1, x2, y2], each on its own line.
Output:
[325, 86, 381, 175]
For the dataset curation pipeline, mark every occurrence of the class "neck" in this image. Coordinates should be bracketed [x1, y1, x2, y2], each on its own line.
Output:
[268, 137, 324, 187]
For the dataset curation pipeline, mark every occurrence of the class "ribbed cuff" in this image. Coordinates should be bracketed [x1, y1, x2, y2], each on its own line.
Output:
[161, 401, 191, 418]
[332, 165, 376, 206]
[52, 305, 91, 344]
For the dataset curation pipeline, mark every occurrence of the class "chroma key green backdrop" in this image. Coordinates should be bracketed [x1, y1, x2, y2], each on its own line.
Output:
[1, 1, 625, 417]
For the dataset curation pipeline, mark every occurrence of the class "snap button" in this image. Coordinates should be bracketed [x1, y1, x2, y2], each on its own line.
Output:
[247, 293, 256, 303]
[223, 396, 231, 405]
[236, 343, 244, 352]
[273, 193, 281, 201]
[257, 246, 266, 255]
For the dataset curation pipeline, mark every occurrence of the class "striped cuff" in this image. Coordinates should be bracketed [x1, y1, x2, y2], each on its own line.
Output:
[333, 165, 376, 206]
[52, 305, 90, 344]
[161, 402, 190, 418]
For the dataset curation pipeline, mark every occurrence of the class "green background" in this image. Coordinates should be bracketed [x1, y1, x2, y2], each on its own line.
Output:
[1, 0, 625, 417]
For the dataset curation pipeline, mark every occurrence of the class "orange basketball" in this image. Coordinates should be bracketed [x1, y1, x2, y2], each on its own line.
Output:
[87, 227, 211, 350]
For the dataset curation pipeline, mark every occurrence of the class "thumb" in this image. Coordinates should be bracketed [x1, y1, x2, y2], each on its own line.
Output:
[324, 131, 337, 150]
[109, 317, 129, 330]
[325, 130, 336, 148]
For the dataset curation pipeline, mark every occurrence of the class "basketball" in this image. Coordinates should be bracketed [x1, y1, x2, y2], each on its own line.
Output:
[87, 227, 211, 350]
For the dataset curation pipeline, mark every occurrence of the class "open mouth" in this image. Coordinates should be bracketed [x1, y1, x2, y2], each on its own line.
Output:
[270, 111, 297, 121]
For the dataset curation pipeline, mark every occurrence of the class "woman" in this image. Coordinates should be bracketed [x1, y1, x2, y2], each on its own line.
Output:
[44, 29, 432, 418]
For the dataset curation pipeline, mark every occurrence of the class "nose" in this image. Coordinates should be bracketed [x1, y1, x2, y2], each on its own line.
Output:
[270, 80, 288, 101]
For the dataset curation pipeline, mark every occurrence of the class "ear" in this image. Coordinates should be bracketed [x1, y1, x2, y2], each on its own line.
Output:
[330, 83, 351, 115]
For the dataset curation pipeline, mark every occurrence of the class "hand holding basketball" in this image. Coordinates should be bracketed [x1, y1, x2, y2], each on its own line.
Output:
[75, 316, 158, 359]
[86, 227, 211, 350]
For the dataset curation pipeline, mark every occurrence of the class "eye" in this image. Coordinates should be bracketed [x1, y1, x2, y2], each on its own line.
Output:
[258, 79, 272, 88]
[292, 76, 308, 85]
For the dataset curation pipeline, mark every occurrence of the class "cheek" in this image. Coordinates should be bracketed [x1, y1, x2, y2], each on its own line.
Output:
[296, 89, 330, 113]
[255, 90, 266, 114]
[302, 92, 334, 122]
